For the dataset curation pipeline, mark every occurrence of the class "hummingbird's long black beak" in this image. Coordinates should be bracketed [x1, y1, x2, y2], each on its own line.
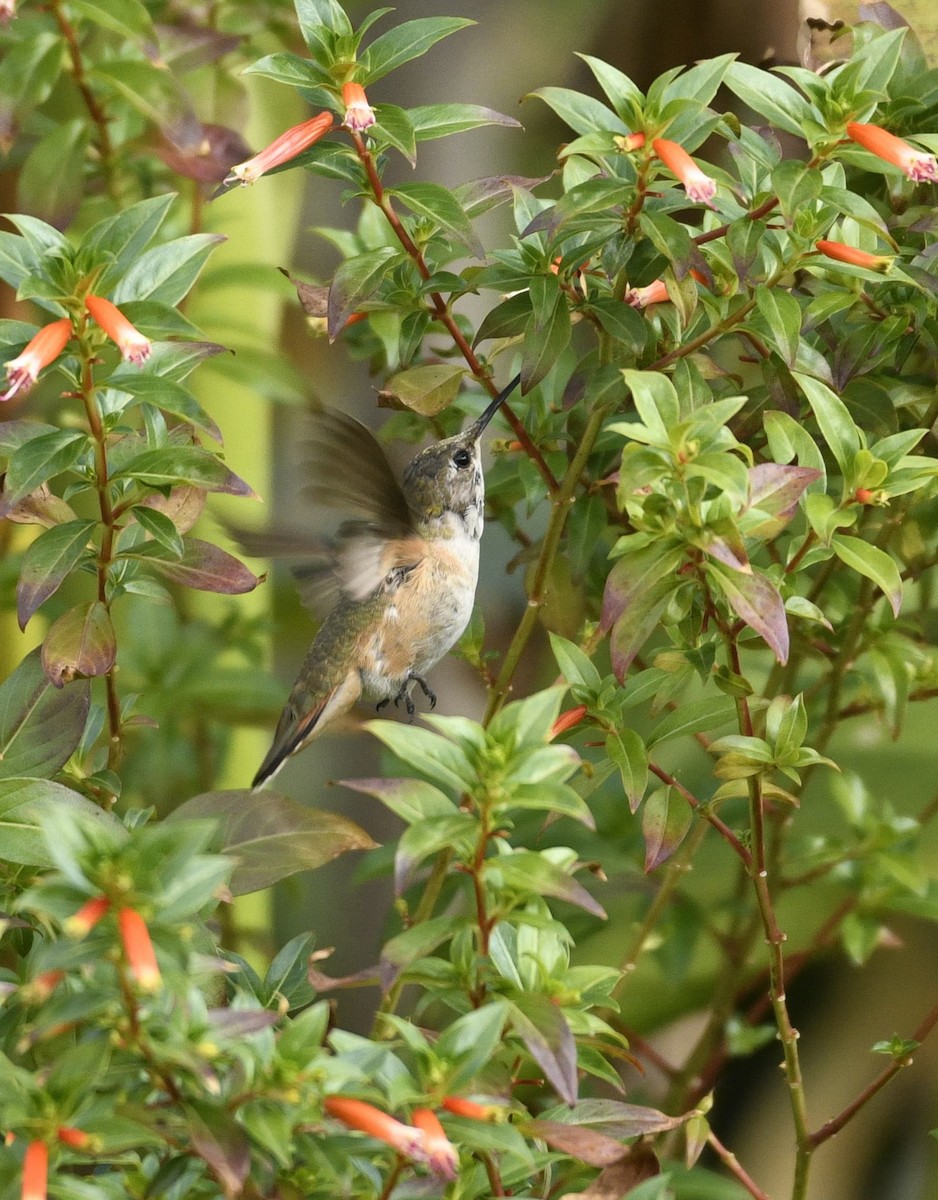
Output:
[466, 373, 521, 440]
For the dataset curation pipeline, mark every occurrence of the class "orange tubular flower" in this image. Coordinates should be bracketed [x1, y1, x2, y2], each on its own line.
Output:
[625, 279, 670, 308]
[815, 240, 892, 272]
[441, 1096, 493, 1120]
[228, 112, 334, 185]
[85, 296, 151, 366]
[1, 319, 72, 402]
[549, 704, 588, 740]
[652, 137, 717, 207]
[117, 908, 161, 991]
[846, 122, 938, 183]
[342, 82, 376, 132]
[56, 1128, 91, 1150]
[324, 1097, 428, 1163]
[64, 895, 110, 938]
[411, 1109, 458, 1180]
[21, 1141, 48, 1200]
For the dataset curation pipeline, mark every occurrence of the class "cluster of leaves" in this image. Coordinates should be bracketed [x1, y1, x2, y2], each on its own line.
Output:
[2, 1, 938, 1199]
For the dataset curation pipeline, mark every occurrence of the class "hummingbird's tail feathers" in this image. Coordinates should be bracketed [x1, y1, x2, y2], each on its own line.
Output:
[251, 669, 363, 789]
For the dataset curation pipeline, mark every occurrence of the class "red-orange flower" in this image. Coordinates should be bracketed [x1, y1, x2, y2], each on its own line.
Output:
[324, 1097, 428, 1163]
[56, 1128, 92, 1150]
[549, 704, 588, 740]
[1, 319, 72, 402]
[21, 1141, 47, 1200]
[815, 240, 892, 272]
[85, 295, 151, 366]
[625, 279, 670, 308]
[652, 137, 717, 207]
[342, 82, 376, 132]
[411, 1109, 458, 1179]
[440, 1096, 493, 1120]
[846, 122, 938, 183]
[20, 970, 65, 1004]
[228, 112, 334, 185]
[117, 908, 161, 991]
[616, 131, 646, 153]
[64, 895, 110, 938]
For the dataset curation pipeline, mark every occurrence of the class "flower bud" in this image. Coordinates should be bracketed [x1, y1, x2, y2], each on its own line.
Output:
[64, 896, 110, 938]
[117, 908, 161, 991]
[227, 112, 334, 185]
[652, 138, 717, 207]
[411, 1109, 458, 1179]
[85, 295, 151, 366]
[846, 122, 938, 183]
[815, 240, 892, 272]
[21, 1141, 47, 1200]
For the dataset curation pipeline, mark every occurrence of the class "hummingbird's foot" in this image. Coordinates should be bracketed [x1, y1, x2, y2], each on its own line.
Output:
[410, 673, 436, 710]
[390, 673, 436, 722]
[376, 698, 390, 712]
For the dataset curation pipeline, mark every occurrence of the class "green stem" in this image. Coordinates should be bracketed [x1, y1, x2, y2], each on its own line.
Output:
[484, 403, 608, 723]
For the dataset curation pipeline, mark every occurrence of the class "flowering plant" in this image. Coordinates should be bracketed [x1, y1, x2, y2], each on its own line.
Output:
[1, 4, 938, 1200]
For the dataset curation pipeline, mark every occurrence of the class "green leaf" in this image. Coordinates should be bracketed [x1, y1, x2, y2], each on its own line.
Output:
[169, 790, 377, 895]
[793, 371, 861, 475]
[380, 364, 466, 415]
[754, 285, 801, 366]
[70, 0, 155, 42]
[0, 778, 119, 866]
[41, 601, 116, 688]
[130, 506, 184, 558]
[537, 1098, 683, 1138]
[526, 86, 629, 135]
[360, 17, 475, 84]
[525, 1119, 631, 1167]
[395, 812, 476, 893]
[381, 913, 463, 975]
[601, 544, 685, 680]
[724, 62, 816, 137]
[338, 777, 456, 824]
[474, 290, 532, 344]
[131, 538, 258, 594]
[606, 728, 648, 814]
[392, 182, 483, 257]
[550, 633, 602, 691]
[112, 234, 225, 306]
[370, 103, 417, 165]
[327, 246, 399, 338]
[436, 1002, 509, 1091]
[576, 54, 644, 117]
[409, 103, 521, 141]
[621, 369, 681, 441]
[647, 696, 736, 749]
[488, 851, 606, 919]
[366, 720, 476, 793]
[831, 534, 903, 617]
[107, 374, 222, 443]
[0, 648, 90, 779]
[642, 786, 692, 872]
[16, 518, 96, 629]
[1, 432, 89, 513]
[522, 274, 571, 391]
[509, 993, 578, 1105]
[111, 447, 253, 495]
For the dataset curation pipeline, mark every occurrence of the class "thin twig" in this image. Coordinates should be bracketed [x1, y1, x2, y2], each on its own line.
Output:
[707, 1130, 772, 1200]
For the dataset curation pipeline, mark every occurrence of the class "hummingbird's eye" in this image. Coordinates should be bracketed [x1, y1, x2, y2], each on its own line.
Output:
[452, 448, 472, 469]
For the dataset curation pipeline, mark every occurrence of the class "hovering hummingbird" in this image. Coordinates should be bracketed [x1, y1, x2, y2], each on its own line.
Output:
[252, 374, 520, 789]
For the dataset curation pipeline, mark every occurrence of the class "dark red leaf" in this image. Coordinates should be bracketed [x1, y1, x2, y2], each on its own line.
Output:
[143, 538, 259, 594]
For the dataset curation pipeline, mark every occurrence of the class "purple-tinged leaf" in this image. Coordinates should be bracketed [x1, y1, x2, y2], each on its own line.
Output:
[746, 462, 823, 537]
[538, 1098, 684, 1138]
[526, 1120, 626, 1166]
[707, 562, 790, 664]
[601, 545, 685, 632]
[16, 518, 96, 629]
[509, 994, 578, 1105]
[698, 529, 750, 573]
[488, 850, 606, 919]
[559, 1149, 661, 1198]
[410, 103, 522, 141]
[607, 576, 677, 682]
[139, 538, 259, 594]
[186, 1102, 250, 1199]
[641, 786, 692, 872]
[0, 431, 89, 515]
[0, 648, 90, 780]
[140, 486, 206, 534]
[41, 601, 117, 688]
[205, 1009, 280, 1037]
[4, 484, 78, 530]
[169, 789, 377, 895]
[455, 173, 551, 219]
[339, 777, 455, 825]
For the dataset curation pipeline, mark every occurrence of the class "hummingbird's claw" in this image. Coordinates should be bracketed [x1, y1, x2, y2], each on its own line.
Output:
[376, 698, 390, 712]
[411, 673, 437, 710]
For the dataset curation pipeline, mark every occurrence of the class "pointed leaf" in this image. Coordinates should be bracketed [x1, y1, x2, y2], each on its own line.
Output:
[831, 534, 903, 617]
[112, 233, 225, 305]
[327, 247, 399, 338]
[380, 364, 466, 415]
[509, 993, 578, 1105]
[0, 778, 120, 866]
[522, 274, 571, 391]
[360, 17, 475, 83]
[186, 1102, 250, 1200]
[366, 720, 476, 793]
[339, 777, 456, 824]
[169, 790, 377, 895]
[0, 649, 90, 779]
[793, 371, 861, 475]
[488, 851, 606, 919]
[41, 601, 116, 687]
[641, 786, 692, 872]
[538, 1098, 683, 1138]
[606, 729, 647, 814]
[526, 1120, 627, 1167]
[392, 182, 483, 257]
[111, 447, 253, 495]
[135, 538, 259, 594]
[707, 562, 790, 664]
[409, 103, 521, 141]
[1, 432, 89, 513]
[16, 518, 96, 628]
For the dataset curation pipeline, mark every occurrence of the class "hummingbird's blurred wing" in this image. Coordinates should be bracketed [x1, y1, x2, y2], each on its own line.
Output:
[298, 408, 427, 603]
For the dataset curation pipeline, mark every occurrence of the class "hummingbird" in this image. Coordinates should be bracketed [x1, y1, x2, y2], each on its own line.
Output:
[252, 374, 520, 789]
